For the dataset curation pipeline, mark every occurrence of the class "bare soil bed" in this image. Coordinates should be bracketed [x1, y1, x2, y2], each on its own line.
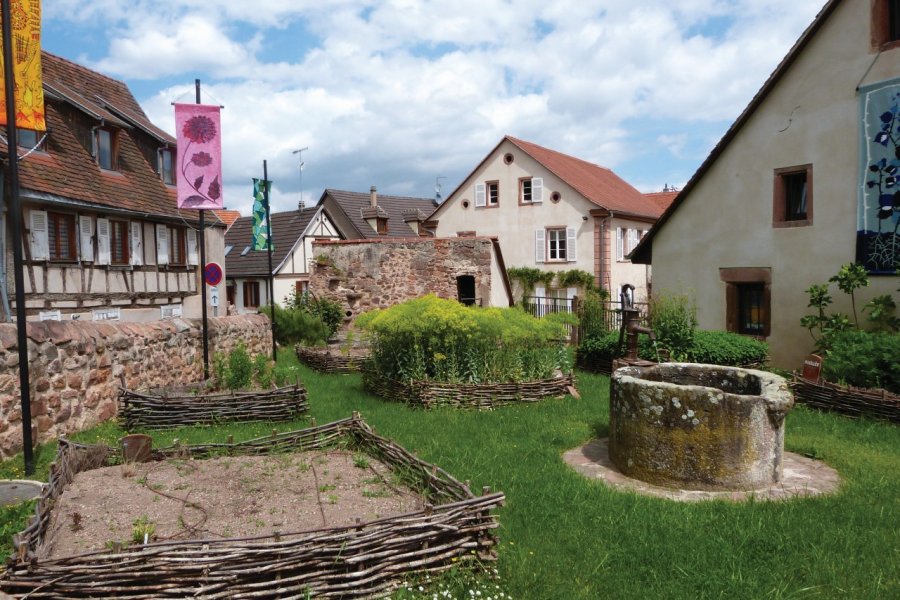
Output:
[38, 450, 424, 560]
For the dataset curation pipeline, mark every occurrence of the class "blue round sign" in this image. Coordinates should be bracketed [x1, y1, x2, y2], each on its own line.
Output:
[204, 262, 223, 286]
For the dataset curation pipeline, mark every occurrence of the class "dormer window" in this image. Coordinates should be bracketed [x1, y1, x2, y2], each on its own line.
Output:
[158, 147, 175, 185]
[376, 217, 388, 234]
[94, 127, 118, 170]
[17, 129, 42, 151]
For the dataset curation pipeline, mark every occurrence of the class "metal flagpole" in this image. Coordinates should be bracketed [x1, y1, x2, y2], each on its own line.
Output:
[196, 79, 209, 380]
[263, 160, 276, 361]
[1, 0, 34, 474]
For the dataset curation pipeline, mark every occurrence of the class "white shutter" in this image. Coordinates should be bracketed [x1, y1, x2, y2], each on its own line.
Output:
[30, 210, 49, 260]
[79, 216, 93, 262]
[534, 229, 546, 263]
[566, 226, 577, 262]
[616, 228, 624, 261]
[130, 221, 143, 266]
[96, 218, 111, 265]
[186, 228, 199, 265]
[532, 177, 543, 203]
[534, 285, 545, 300]
[566, 287, 577, 300]
[156, 224, 169, 265]
[474, 183, 486, 207]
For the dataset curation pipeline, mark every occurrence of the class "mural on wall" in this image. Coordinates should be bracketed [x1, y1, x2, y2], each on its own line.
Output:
[858, 79, 900, 274]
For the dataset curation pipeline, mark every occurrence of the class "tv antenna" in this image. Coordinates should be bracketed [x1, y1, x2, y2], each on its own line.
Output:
[292, 147, 309, 209]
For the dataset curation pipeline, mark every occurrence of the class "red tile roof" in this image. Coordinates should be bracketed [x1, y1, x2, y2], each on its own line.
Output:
[213, 210, 243, 231]
[3, 51, 193, 222]
[643, 191, 678, 213]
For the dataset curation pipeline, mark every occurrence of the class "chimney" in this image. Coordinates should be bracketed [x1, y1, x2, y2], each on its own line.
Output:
[370, 185, 377, 208]
[298, 199, 305, 211]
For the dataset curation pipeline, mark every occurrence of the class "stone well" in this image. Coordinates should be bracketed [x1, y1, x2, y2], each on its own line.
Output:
[609, 363, 793, 491]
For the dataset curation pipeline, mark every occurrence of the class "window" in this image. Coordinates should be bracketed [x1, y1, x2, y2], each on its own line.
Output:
[17, 129, 41, 150]
[110, 220, 129, 265]
[224, 244, 234, 256]
[872, 0, 900, 48]
[295, 281, 309, 296]
[519, 177, 543, 204]
[169, 227, 186, 266]
[892, 0, 900, 41]
[774, 165, 812, 226]
[721, 267, 771, 337]
[243, 281, 261, 308]
[47, 212, 76, 260]
[487, 181, 499, 206]
[376, 217, 388, 234]
[547, 228, 567, 261]
[95, 127, 118, 170]
[158, 148, 175, 185]
[616, 228, 643, 261]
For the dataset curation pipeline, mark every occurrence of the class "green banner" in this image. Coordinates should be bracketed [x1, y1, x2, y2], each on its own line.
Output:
[252, 178, 273, 251]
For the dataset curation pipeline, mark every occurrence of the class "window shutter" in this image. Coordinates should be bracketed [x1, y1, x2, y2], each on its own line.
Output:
[96, 218, 111, 265]
[186, 228, 199, 265]
[566, 287, 577, 300]
[474, 183, 486, 207]
[566, 226, 577, 262]
[79, 216, 94, 262]
[534, 229, 546, 263]
[532, 177, 543, 203]
[130, 221, 143, 266]
[616, 228, 624, 261]
[156, 224, 169, 265]
[534, 285, 545, 299]
[29, 210, 49, 260]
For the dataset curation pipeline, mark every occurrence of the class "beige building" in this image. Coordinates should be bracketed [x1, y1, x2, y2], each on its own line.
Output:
[632, 0, 900, 368]
[428, 136, 670, 304]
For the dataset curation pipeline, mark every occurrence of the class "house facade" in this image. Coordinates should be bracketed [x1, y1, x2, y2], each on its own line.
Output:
[317, 187, 436, 240]
[224, 206, 340, 312]
[632, 0, 900, 368]
[5, 52, 223, 322]
[428, 136, 667, 303]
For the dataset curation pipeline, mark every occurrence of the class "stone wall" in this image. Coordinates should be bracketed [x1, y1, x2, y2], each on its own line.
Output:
[308, 237, 495, 322]
[0, 314, 272, 458]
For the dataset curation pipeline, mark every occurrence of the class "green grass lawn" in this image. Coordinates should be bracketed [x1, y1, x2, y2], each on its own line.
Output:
[1, 350, 897, 599]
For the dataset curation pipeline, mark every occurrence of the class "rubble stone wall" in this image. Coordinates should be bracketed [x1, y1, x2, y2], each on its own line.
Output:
[308, 237, 495, 322]
[0, 314, 272, 457]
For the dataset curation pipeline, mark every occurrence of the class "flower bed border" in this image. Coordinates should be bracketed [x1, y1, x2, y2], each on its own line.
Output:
[296, 344, 368, 373]
[791, 375, 900, 423]
[118, 383, 309, 430]
[1, 415, 504, 599]
[363, 367, 576, 409]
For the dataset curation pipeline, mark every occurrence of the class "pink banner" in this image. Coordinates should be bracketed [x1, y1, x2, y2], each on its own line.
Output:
[175, 103, 223, 210]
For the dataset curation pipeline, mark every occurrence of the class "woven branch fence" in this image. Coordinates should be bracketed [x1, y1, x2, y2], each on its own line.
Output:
[119, 383, 309, 430]
[363, 367, 576, 409]
[296, 345, 369, 374]
[2, 415, 504, 599]
[791, 375, 900, 423]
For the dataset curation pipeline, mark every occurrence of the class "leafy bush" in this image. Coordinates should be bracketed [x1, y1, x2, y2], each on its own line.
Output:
[253, 353, 274, 389]
[226, 343, 254, 390]
[291, 292, 343, 339]
[577, 329, 767, 368]
[649, 291, 698, 360]
[356, 295, 572, 384]
[822, 330, 900, 393]
[262, 304, 331, 347]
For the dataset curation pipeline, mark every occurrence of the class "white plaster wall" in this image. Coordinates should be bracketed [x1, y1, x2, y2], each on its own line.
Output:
[650, 0, 900, 368]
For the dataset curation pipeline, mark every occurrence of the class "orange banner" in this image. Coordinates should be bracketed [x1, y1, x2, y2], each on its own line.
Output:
[0, 0, 46, 131]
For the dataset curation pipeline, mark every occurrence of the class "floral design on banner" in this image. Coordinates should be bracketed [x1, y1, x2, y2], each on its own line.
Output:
[858, 79, 900, 273]
[0, 0, 47, 131]
[175, 103, 223, 210]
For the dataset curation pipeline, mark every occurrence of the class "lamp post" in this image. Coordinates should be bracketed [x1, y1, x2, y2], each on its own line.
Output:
[292, 147, 308, 209]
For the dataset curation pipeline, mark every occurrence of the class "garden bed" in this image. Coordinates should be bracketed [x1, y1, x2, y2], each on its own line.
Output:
[296, 344, 370, 374]
[363, 367, 576, 409]
[791, 375, 900, 423]
[1, 415, 504, 599]
[119, 383, 309, 430]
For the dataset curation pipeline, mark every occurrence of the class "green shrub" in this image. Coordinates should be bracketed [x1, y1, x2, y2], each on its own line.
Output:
[226, 344, 253, 390]
[253, 353, 274, 389]
[262, 304, 331, 347]
[823, 330, 900, 393]
[356, 295, 570, 384]
[580, 289, 612, 339]
[577, 329, 768, 368]
[649, 291, 698, 360]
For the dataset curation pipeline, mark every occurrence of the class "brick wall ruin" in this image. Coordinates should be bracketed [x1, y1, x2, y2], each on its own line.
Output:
[309, 238, 496, 322]
[0, 314, 272, 457]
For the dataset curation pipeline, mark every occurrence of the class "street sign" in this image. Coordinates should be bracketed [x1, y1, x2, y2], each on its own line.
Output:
[210, 285, 220, 308]
[204, 262, 223, 286]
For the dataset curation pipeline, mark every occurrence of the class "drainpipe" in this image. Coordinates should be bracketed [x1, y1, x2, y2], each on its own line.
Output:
[597, 211, 613, 297]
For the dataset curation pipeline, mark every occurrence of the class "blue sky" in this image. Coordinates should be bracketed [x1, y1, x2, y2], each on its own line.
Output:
[40, 0, 826, 215]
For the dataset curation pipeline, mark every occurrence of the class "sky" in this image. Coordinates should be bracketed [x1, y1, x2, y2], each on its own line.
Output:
[40, 0, 827, 216]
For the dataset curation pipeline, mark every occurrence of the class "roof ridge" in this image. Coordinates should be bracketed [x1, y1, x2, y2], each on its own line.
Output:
[506, 135, 613, 172]
[42, 50, 131, 92]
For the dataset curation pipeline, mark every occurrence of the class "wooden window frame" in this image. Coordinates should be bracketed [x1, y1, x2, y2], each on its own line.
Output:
[47, 212, 77, 262]
[169, 226, 187, 266]
[773, 164, 813, 228]
[17, 128, 42, 151]
[243, 281, 261, 308]
[486, 181, 499, 207]
[376, 217, 388, 234]
[158, 147, 176, 185]
[873, 0, 900, 50]
[95, 127, 119, 171]
[519, 177, 533, 204]
[720, 267, 771, 338]
[546, 227, 567, 262]
[110, 220, 130, 265]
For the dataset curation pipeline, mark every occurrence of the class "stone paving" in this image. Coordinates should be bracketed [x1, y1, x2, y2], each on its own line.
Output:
[563, 438, 841, 502]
